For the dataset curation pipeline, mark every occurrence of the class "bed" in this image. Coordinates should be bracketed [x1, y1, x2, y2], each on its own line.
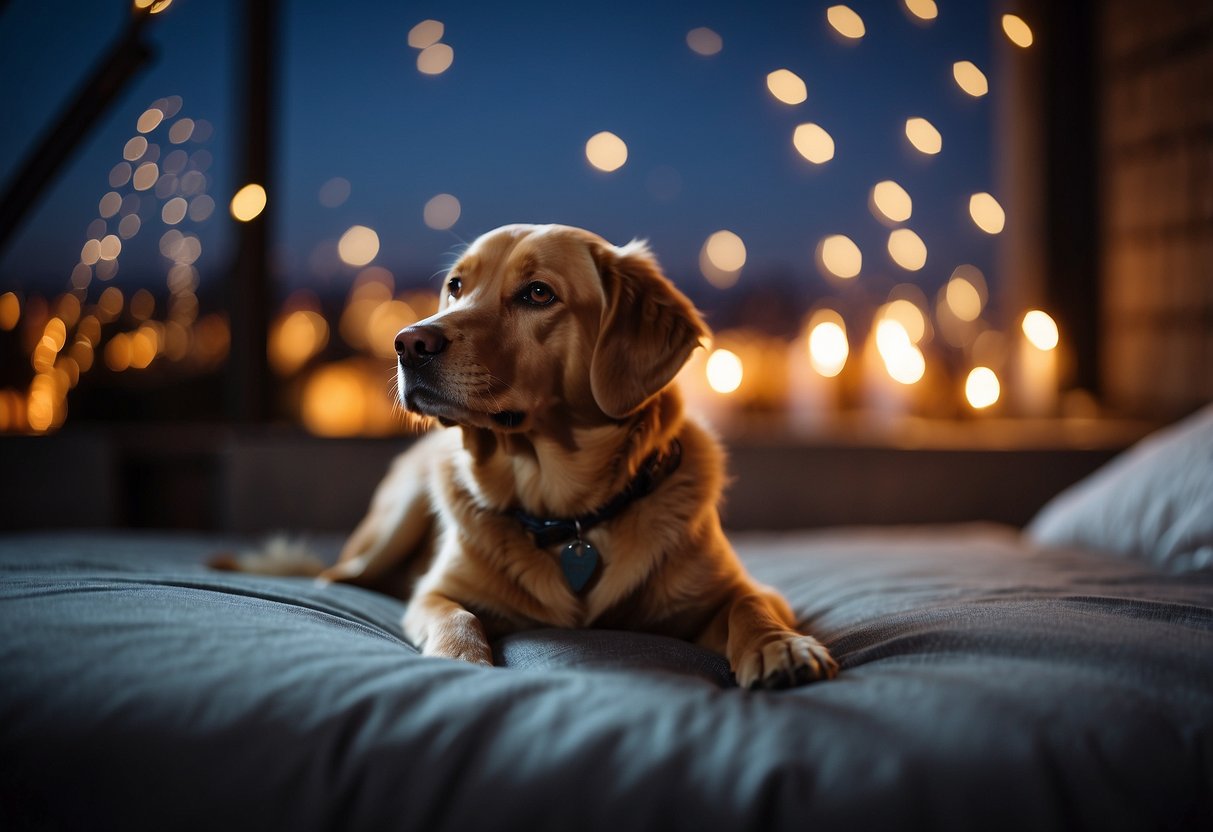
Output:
[3, 406, 1212, 831]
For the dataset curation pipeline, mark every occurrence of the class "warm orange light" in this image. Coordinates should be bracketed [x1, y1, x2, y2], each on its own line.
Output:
[123, 136, 148, 161]
[1022, 310, 1059, 351]
[870, 180, 912, 223]
[826, 5, 865, 39]
[132, 162, 158, 191]
[880, 299, 926, 344]
[965, 367, 1001, 409]
[767, 69, 807, 105]
[969, 192, 1005, 234]
[887, 228, 927, 271]
[585, 131, 628, 172]
[230, 183, 268, 222]
[269, 310, 329, 376]
[807, 311, 849, 378]
[905, 118, 942, 155]
[408, 19, 444, 49]
[302, 363, 368, 437]
[953, 61, 989, 97]
[161, 197, 188, 225]
[903, 0, 937, 21]
[136, 108, 164, 133]
[817, 235, 862, 279]
[706, 349, 743, 393]
[700, 230, 746, 288]
[0, 292, 19, 331]
[338, 225, 380, 267]
[417, 43, 454, 75]
[875, 320, 925, 385]
[1002, 14, 1033, 48]
[98, 235, 122, 261]
[793, 123, 834, 164]
[945, 277, 983, 322]
[686, 27, 722, 56]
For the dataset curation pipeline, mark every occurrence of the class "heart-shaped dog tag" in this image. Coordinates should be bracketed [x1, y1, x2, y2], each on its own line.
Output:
[560, 539, 599, 593]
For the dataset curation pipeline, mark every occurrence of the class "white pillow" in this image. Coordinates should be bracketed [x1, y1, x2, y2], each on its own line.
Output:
[1027, 403, 1213, 572]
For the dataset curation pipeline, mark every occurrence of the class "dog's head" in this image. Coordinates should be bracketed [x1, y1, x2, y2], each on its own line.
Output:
[394, 224, 708, 433]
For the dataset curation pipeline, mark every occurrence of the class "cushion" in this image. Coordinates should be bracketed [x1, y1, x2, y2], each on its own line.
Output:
[1027, 403, 1213, 571]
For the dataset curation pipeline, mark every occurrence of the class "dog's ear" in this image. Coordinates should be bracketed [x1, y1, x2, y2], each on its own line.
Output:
[589, 240, 709, 419]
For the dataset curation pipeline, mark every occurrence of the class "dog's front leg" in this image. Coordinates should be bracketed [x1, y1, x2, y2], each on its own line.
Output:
[702, 587, 838, 690]
[403, 592, 494, 667]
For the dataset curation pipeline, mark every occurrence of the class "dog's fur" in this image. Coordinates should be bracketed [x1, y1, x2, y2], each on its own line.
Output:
[289, 224, 835, 688]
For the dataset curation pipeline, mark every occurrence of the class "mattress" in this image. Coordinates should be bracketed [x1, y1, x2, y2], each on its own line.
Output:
[2, 526, 1211, 831]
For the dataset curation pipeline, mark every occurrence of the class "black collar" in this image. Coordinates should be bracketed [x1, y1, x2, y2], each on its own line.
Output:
[511, 440, 683, 548]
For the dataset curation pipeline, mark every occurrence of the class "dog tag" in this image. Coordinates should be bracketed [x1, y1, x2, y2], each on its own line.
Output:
[560, 539, 599, 593]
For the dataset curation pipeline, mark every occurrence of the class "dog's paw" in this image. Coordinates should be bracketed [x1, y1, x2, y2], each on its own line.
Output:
[422, 614, 494, 667]
[427, 638, 494, 667]
[735, 633, 838, 690]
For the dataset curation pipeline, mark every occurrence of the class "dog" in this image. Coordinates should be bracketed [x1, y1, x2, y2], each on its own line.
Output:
[267, 224, 836, 689]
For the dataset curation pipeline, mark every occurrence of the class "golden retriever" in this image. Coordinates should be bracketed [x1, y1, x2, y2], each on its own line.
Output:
[287, 224, 836, 688]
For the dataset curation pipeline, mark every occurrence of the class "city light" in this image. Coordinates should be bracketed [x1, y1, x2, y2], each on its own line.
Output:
[793, 123, 834, 164]
[229, 183, 267, 222]
[585, 131, 628, 172]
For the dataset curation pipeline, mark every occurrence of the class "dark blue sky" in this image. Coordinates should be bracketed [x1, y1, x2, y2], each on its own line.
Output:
[0, 0, 998, 316]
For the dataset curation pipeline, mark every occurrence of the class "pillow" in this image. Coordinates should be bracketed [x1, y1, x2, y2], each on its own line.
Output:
[1027, 403, 1213, 572]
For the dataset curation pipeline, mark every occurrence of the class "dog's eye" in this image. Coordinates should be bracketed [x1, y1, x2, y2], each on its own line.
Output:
[520, 282, 557, 307]
[447, 276, 462, 299]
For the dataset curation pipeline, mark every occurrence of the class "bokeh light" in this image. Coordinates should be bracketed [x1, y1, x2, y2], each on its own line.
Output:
[1022, 310, 1059, 351]
[0, 292, 19, 331]
[338, 225, 381, 267]
[905, 118, 942, 154]
[270, 309, 330, 376]
[887, 228, 927, 271]
[945, 275, 983, 322]
[875, 320, 926, 385]
[793, 123, 834, 164]
[969, 192, 1006, 234]
[706, 349, 743, 394]
[965, 367, 1001, 409]
[417, 43, 454, 75]
[904, 0, 938, 21]
[132, 162, 159, 191]
[870, 180, 912, 223]
[826, 5, 865, 39]
[136, 108, 164, 134]
[807, 310, 849, 378]
[302, 363, 367, 436]
[700, 230, 746, 288]
[686, 27, 722, 56]
[423, 194, 461, 230]
[880, 299, 927, 344]
[953, 61, 989, 97]
[585, 131, 628, 172]
[230, 183, 268, 222]
[817, 235, 862, 279]
[767, 69, 807, 105]
[1002, 14, 1034, 48]
[318, 177, 351, 208]
[408, 19, 444, 49]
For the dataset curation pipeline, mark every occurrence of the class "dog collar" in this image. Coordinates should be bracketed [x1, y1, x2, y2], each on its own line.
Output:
[511, 439, 683, 593]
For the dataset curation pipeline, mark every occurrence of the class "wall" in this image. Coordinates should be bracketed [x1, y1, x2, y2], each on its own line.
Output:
[1100, 0, 1213, 417]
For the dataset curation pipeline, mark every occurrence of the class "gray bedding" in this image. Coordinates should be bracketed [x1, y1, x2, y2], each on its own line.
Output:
[2, 525, 1212, 831]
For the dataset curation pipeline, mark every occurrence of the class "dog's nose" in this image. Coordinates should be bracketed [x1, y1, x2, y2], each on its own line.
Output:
[395, 325, 450, 368]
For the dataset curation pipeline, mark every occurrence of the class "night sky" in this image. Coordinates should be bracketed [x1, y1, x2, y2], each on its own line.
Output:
[0, 0, 999, 324]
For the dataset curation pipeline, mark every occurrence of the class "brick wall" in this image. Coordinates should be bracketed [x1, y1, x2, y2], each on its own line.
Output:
[1100, 1, 1213, 417]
